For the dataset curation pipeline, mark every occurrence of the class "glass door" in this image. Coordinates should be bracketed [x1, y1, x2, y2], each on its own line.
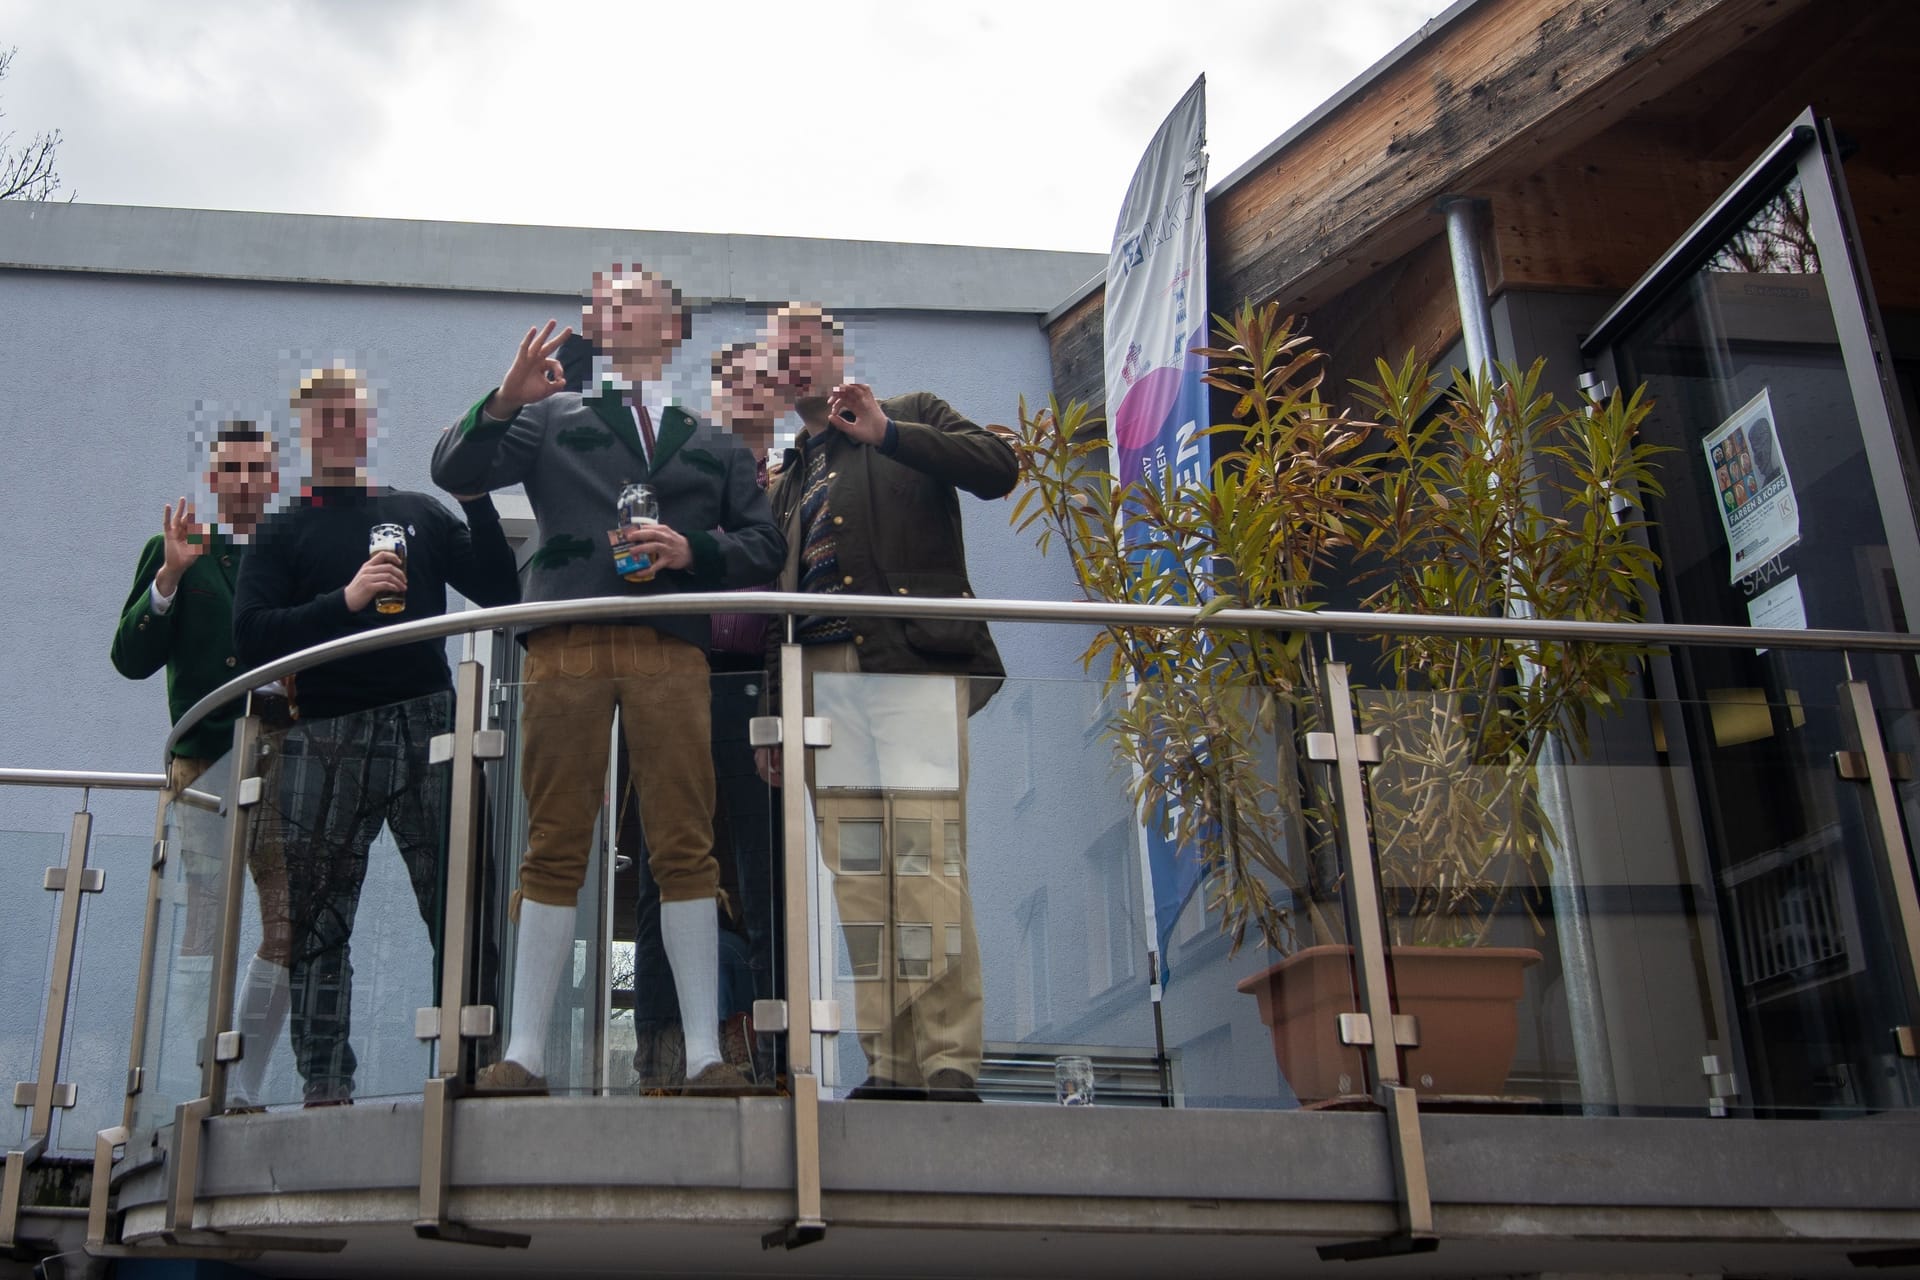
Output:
[1587, 110, 1920, 1113]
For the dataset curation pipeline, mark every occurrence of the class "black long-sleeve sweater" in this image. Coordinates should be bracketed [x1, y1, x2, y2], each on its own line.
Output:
[234, 485, 521, 718]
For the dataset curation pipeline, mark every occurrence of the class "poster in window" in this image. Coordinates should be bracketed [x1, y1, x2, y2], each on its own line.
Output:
[1704, 388, 1799, 584]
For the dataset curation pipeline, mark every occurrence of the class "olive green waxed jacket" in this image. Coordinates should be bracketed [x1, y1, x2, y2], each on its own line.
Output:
[767, 391, 1015, 712]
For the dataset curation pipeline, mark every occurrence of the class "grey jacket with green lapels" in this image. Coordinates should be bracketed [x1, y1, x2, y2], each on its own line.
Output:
[431, 383, 784, 652]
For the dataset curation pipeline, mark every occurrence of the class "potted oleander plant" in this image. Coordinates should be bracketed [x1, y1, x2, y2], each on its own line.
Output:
[1010, 302, 1664, 1100]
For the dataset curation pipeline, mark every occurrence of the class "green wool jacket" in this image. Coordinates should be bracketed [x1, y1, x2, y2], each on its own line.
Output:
[109, 532, 249, 761]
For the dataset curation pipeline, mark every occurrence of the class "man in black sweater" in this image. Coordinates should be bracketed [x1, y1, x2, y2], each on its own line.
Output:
[234, 362, 521, 1105]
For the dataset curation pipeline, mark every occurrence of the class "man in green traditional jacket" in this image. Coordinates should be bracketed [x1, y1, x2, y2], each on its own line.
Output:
[110, 420, 293, 1110]
[112, 422, 281, 777]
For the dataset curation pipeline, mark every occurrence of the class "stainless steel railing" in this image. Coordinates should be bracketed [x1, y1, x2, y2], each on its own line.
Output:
[0, 770, 155, 1249]
[163, 591, 1920, 760]
[0, 768, 167, 791]
[13, 593, 1920, 1263]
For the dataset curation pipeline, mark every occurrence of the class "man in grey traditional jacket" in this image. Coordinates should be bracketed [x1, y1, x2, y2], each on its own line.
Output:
[432, 264, 784, 1095]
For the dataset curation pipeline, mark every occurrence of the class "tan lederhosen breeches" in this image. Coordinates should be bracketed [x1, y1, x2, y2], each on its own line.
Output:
[514, 624, 720, 914]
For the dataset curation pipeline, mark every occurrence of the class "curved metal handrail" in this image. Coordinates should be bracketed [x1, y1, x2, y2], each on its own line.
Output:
[0, 767, 167, 791]
[167, 590, 1920, 760]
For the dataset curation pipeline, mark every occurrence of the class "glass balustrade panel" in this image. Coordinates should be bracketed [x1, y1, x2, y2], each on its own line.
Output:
[1869, 686, 1920, 1091]
[795, 662, 1310, 1109]
[131, 751, 231, 1145]
[243, 694, 449, 1108]
[0, 831, 64, 1149]
[50, 834, 153, 1153]
[480, 653, 786, 1100]
[1350, 671, 1920, 1116]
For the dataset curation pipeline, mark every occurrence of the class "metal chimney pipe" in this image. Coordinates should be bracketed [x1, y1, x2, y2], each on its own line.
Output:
[1440, 196, 1499, 381]
[1436, 194, 1620, 1112]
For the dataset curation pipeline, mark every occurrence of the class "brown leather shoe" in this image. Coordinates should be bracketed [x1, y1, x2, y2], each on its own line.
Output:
[926, 1069, 982, 1103]
[682, 1060, 769, 1098]
[474, 1059, 549, 1096]
[720, 1012, 758, 1084]
[632, 1020, 686, 1095]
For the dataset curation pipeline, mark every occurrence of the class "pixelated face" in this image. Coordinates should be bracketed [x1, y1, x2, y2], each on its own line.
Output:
[584, 268, 685, 382]
[768, 310, 847, 409]
[713, 344, 786, 430]
[206, 437, 279, 524]
[301, 390, 372, 477]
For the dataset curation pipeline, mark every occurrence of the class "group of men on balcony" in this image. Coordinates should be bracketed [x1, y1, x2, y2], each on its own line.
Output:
[110, 262, 1015, 1109]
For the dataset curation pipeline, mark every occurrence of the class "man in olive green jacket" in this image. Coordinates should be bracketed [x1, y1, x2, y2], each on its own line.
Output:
[760, 307, 1013, 702]
[758, 305, 1015, 1103]
[111, 421, 292, 1110]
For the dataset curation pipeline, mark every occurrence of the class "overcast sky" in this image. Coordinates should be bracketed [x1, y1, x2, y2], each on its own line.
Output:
[1, 0, 1441, 253]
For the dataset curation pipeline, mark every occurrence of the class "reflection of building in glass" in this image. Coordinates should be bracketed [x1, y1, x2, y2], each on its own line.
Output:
[819, 788, 970, 1074]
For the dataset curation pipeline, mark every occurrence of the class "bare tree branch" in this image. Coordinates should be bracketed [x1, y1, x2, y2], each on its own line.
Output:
[0, 46, 67, 202]
[1706, 183, 1817, 276]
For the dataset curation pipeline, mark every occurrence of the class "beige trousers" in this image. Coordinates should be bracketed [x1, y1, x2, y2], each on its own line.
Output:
[165, 751, 292, 966]
[802, 642, 983, 1085]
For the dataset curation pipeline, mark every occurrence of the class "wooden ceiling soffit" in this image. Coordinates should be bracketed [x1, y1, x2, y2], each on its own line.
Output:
[1307, 235, 1464, 398]
[1486, 126, 1748, 295]
[1212, 0, 1817, 316]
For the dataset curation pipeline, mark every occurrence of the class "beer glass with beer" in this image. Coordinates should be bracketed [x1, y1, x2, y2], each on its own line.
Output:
[613, 483, 660, 583]
[368, 522, 408, 614]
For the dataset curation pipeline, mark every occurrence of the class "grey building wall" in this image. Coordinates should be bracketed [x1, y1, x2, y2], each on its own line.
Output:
[0, 275, 1090, 832]
[0, 201, 1105, 313]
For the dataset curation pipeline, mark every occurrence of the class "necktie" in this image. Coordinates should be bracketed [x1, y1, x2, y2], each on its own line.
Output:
[634, 402, 658, 460]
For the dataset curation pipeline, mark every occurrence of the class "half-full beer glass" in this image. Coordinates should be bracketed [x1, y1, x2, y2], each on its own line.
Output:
[369, 522, 407, 614]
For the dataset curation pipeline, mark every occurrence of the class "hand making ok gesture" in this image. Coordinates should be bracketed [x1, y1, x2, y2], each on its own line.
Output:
[485, 319, 575, 421]
[153, 498, 208, 598]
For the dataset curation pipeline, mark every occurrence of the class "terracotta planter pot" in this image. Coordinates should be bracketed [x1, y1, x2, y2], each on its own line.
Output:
[1235, 944, 1542, 1100]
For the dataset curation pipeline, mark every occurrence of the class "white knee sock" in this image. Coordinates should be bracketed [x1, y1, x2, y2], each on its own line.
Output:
[504, 900, 577, 1079]
[661, 897, 721, 1076]
[232, 954, 289, 1104]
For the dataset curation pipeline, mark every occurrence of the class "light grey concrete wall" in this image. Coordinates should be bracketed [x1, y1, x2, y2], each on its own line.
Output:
[0, 201, 1105, 312]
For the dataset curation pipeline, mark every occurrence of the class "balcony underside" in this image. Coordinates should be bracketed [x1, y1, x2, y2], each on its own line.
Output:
[84, 1100, 1920, 1278]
